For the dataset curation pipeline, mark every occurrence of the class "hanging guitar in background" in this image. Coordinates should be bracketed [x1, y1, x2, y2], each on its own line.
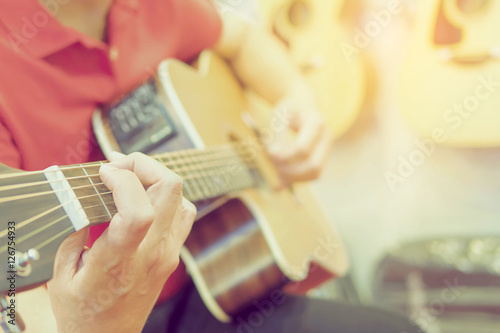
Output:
[255, 0, 368, 139]
[399, 0, 500, 147]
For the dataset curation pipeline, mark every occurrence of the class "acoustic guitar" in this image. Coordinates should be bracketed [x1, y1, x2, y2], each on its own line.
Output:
[0, 51, 348, 324]
[255, 0, 367, 138]
[399, 0, 500, 147]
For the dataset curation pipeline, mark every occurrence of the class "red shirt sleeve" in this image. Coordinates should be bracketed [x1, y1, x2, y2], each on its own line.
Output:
[0, 116, 21, 169]
[175, 0, 223, 61]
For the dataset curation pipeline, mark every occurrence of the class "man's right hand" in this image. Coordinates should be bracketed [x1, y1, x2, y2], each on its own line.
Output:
[47, 152, 196, 333]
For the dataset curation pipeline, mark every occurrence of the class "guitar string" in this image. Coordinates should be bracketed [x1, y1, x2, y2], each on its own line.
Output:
[0, 199, 114, 254]
[0, 155, 255, 195]
[0, 159, 256, 204]
[0, 193, 123, 253]
[2, 196, 191, 255]
[0, 148, 258, 248]
[0, 159, 257, 254]
[7, 147, 250, 179]
[0, 142, 256, 181]
[0, 147, 261, 253]
[4, 199, 116, 252]
[0, 164, 257, 244]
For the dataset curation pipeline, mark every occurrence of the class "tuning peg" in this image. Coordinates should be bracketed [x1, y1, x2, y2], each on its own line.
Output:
[18, 250, 40, 268]
[14, 249, 40, 278]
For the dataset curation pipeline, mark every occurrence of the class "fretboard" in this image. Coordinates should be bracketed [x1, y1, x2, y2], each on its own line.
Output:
[60, 145, 256, 226]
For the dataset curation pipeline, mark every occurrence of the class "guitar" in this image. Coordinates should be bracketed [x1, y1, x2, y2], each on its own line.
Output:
[255, 0, 367, 138]
[399, 0, 500, 147]
[0, 51, 348, 323]
[254, 0, 367, 137]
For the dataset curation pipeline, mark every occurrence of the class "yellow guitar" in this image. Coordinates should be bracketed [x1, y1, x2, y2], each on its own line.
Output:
[399, 0, 500, 147]
[256, 0, 367, 138]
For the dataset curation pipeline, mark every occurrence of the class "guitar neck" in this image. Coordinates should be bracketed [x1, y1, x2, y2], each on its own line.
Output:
[59, 144, 256, 227]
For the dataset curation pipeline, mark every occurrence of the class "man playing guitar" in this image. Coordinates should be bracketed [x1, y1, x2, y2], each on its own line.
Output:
[0, 0, 419, 332]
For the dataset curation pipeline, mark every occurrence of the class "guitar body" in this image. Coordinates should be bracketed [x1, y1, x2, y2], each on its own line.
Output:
[94, 51, 348, 322]
[256, 0, 367, 138]
[400, 0, 500, 147]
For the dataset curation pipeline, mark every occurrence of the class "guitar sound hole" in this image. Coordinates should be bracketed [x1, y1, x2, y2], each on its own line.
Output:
[434, 1, 462, 45]
[288, 0, 310, 27]
[434, 0, 490, 46]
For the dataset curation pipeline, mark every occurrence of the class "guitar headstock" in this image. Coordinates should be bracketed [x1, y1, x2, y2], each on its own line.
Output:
[0, 164, 75, 294]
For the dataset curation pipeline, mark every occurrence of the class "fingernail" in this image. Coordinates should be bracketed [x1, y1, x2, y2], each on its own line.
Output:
[109, 151, 126, 161]
[99, 163, 118, 174]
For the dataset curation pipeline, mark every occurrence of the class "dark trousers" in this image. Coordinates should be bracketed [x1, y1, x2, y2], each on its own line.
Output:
[142, 283, 422, 333]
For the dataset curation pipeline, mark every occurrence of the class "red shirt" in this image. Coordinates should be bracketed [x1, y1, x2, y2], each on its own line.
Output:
[0, 0, 221, 303]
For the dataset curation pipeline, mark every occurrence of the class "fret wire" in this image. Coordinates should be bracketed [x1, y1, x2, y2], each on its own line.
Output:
[98, 160, 115, 214]
[205, 156, 221, 197]
[171, 153, 196, 200]
[88, 212, 118, 222]
[221, 149, 238, 193]
[230, 149, 243, 191]
[214, 150, 231, 194]
[80, 163, 113, 220]
[82, 200, 116, 212]
[176, 151, 192, 201]
[191, 149, 215, 199]
[193, 150, 216, 199]
[208, 152, 224, 197]
[180, 167, 196, 199]
[156, 155, 195, 201]
[72, 182, 109, 193]
[86, 209, 118, 225]
[190, 149, 211, 201]
[213, 149, 236, 196]
[163, 153, 194, 199]
[180, 150, 204, 201]
[211, 151, 225, 196]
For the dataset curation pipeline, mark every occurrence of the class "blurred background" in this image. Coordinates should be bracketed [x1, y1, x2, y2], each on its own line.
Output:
[217, 0, 500, 332]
